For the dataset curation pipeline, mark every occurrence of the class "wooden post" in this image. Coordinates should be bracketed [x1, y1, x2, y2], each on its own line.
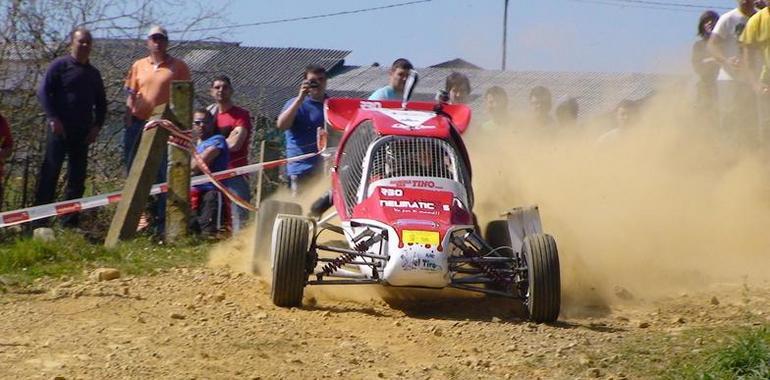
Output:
[254, 139, 266, 205]
[165, 81, 193, 242]
[105, 103, 171, 248]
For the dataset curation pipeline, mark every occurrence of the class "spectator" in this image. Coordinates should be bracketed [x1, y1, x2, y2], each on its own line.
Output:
[597, 100, 637, 144]
[0, 112, 13, 209]
[692, 11, 721, 118]
[34, 27, 106, 228]
[190, 109, 229, 237]
[528, 86, 555, 127]
[481, 86, 510, 131]
[369, 58, 414, 101]
[277, 64, 328, 196]
[555, 97, 579, 127]
[207, 75, 252, 233]
[708, 1, 757, 132]
[741, 0, 770, 141]
[124, 25, 191, 233]
[445, 72, 471, 104]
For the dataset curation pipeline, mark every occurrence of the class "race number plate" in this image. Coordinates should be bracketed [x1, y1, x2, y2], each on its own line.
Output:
[402, 230, 440, 245]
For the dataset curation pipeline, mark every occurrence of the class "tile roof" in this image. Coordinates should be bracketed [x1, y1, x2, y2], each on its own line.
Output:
[327, 65, 683, 120]
[89, 39, 352, 118]
[430, 58, 482, 70]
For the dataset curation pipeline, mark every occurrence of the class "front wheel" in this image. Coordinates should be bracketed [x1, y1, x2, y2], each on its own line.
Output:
[271, 217, 310, 307]
[522, 233, 560, 323]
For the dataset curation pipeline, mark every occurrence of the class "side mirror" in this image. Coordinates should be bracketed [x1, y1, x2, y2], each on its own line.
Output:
[401, 69, 419, 109]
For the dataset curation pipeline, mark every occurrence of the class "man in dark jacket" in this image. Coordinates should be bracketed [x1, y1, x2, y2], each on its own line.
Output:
[35, 27, 106, 227]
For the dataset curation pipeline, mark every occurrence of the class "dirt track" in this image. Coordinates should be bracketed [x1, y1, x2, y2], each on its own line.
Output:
[1, 265, 769, 380]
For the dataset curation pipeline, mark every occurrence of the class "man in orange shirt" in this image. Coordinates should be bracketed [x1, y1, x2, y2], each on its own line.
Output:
[124, 25, 191, 170]
[124, 25, 190, 234]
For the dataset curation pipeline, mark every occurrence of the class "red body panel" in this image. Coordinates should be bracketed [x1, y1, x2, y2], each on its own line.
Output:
[325, 97, 473, 222]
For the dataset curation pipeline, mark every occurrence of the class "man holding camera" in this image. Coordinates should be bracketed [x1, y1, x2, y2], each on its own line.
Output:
[277, 64, 328, 196]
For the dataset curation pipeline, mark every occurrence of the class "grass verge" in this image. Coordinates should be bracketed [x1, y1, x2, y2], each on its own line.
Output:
[665, 325, 770, 379]
[0, 228, 211, 284]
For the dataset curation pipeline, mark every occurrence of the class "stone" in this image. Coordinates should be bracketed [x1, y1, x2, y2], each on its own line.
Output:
[671, 316, 686, 324]
[491, 317, 502, 323]
[578, 356, 593, 366]
[213, 292, 226, 302]
[710, 296, 720, 306]
[32, 227, 55, 242]
[587, 368, 601, 378]
[613, 286, 634, 300]
[169, 313, 186, 320]
[637, 321, 650, 329]
[90, 268, 121, 282]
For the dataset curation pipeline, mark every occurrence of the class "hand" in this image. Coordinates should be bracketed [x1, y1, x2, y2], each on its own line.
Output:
[49, 118, 65, 137]
[757, 84, 770, 96]
[86, 126, 100, 145]
[298, 80, 311, 99]
[727, 56, 741, 68]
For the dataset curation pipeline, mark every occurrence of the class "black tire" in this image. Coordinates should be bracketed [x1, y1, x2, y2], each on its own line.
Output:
[522, 233, 560, 323]
[483, 220, 513, 292]
[271, 217, 310, 307]
[252, 200, 302, 274]
[485, 220, 512, 255]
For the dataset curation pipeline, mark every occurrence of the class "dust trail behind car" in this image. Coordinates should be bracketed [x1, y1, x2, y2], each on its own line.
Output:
[467, 89, 770, 311]
[211, 87, 770, 311]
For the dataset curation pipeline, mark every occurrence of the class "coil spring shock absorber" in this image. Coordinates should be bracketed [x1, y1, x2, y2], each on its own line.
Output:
[318, 231, 385, 278]
[452, 233, 511, 286]
[319, 251, 358, 276]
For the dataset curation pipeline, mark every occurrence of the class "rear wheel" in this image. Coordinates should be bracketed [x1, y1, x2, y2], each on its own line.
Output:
[522, 233, 560, 323]
[271, 217, 310, 307]
[252, 200, 302, 274]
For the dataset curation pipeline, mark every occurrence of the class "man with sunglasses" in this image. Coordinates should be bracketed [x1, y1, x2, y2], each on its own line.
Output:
[124, 25, 190, 234]
[207, 75, 252, 233]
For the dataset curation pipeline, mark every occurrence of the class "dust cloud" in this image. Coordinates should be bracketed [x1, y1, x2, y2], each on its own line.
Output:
[467, 89, 770, 308]
[210, 86, 770, 311]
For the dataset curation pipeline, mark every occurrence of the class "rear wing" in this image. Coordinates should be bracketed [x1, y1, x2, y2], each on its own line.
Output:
[324, 98, 472, 134]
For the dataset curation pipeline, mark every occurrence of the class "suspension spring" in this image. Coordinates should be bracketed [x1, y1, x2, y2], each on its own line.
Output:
[451, 235, 511, 286]
[319, 252, 358, 277]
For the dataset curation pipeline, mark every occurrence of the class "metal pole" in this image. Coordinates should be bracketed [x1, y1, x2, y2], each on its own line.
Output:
[502, 0, 509, 70]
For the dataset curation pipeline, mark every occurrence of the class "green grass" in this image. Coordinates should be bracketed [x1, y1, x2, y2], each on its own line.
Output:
[664, 326, 770, 380]
[0, 229, 211, 284]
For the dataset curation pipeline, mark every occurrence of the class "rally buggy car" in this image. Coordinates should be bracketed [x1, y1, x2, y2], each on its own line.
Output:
[257, 80, 561, 323]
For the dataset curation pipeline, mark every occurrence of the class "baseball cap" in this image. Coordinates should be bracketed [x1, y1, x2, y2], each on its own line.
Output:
[146, 25, 168, 39]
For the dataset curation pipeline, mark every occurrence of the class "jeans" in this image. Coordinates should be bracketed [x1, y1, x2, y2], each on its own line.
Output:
[34, 128, 89, 227]
[226, 176, 251, 233]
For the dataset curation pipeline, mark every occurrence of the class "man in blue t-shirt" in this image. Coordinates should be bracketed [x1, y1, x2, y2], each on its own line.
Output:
[277, 64, 328, 196]
[191, 109, 229, 236]
[368, 58, 414, 101]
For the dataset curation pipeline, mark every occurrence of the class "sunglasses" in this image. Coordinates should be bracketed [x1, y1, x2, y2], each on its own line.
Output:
[149, 34, 168, 42]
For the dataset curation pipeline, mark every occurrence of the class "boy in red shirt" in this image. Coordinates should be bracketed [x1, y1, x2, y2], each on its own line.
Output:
[208, 75, 252, 232]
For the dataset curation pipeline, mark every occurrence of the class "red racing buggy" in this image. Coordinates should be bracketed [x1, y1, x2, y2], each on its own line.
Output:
[259, 81, 561, 323]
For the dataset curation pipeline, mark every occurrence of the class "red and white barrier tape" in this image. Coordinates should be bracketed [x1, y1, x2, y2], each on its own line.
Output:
[0, 120, 328, 228]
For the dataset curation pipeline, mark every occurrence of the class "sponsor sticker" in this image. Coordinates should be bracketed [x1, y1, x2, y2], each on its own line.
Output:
[402, 230, 440, 245]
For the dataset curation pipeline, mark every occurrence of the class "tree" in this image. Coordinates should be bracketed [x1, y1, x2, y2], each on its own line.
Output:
[0, 0, 228, 214]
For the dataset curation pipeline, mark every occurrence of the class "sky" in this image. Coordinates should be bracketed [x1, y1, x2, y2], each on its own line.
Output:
[185, 0, 738, 74]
